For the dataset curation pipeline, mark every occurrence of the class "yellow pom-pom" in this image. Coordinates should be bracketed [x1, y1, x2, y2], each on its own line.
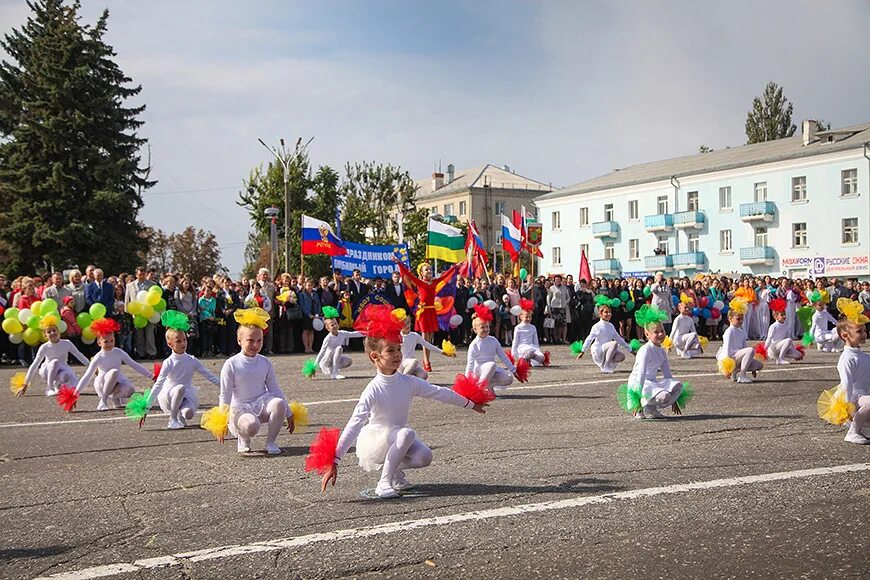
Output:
[200, 404, 230, 441]
[289, 400, 309, 432]
[392, 308, 407, 322]
[662, 336, 672, 351]
[837, 298, 870, 325]
[233, 307, 271, 329]
[441, 339, 456, 357]
[728, 298, 748, 315]
[9, 372, 27, 395]
[39, 313, 60, 330]
[817, 385, 856, 425]
[718, 357, 736, 378]
[699, 336, 709, 347]
[680, 293, 693, 305]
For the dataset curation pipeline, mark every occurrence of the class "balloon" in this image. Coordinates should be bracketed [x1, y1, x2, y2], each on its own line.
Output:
[312, 317, 325, 331]
[671, 295, 679, 306]
[619, 291, 629, 302]
[711, 308, 721, 319]
[133, 315, 148, 329]
[27, 315, 41, 330]
[701, 308, 711, 318]
[23, 327, 41, 346]
[4, 307, 19, 320]
[89, 303, 107, 320]
[713, 300, 724, 310]
[145, 291, 160, 306]
[148, 312, 161, 324]
[721, 305, 729, 316]
[148, 285, 163, 297]
[626, 300, 635, 311]
[127, 302, 142, 316]
[41, 298, 58, 314]
[77, 312, 92, 328]
[610, 298, 622, 308]
[643, 286, 652, 298]
[18, 308, 32, 324]
[136, 290, 148, 303]
[155, 298, 167, 312]
[9, 332, 23, 344]
[449, 314, 463, 327]
[466, 297, 478, 309]
[30, 300, 43, 317]
[140, 304, 155, 319]
[510, 305, 523, 316]
[57, 320, 67, 334]
[519, 268, 528, 280]
[2, 318, 23, 334]
[692, 307, 701, 316]
[82, 333, 95, 345]
[484, 300, 497, 310]
[82, 326, 97, 341]
[0, 306, 4, 317]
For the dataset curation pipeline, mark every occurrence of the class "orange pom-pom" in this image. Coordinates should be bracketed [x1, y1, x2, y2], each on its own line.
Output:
[56, 385, 78, 412]
[515, 358, 531, 383]
[90, 318, 120, 336]
[305, 427, 341, 475]
[769, 298, 787, 313]
[453, 374, 495, 405]
[520, 298, 534, 312]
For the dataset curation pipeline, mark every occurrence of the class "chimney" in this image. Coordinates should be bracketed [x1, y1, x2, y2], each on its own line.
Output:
[446, 163, 454, 184]
[802, 119, 818, 146]
[432, 172, 444, 191]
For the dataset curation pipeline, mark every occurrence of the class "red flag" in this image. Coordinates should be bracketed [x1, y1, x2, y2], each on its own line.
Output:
[579, 248, 592, 282]
[512, 209, 525, 250]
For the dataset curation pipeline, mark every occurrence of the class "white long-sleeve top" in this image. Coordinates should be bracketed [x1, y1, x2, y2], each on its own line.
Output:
[75, 348, 151, 393]
[149, 352, 219, 406]
[628, 343, 673, 386]
[219, 352, 287, 412]
[400, 331, 441, 359]
[837, 346, 870, 403]
[511, 322, 540, 359]
[334, 371, 471, 462]
[810, 310, 839, 338]
[314, 330, 365, 366]
[651, 283, 672, 314]
[466, 334, 516, 375]
[764, 320, 792, 349]
[25, 339, 89, 384]
[717, 325, 747, 360]
[581, 320, 630, 354]
[669, 314, 696, 342]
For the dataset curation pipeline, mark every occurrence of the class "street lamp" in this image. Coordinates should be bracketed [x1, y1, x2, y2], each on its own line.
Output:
[264, 206, 279, 275]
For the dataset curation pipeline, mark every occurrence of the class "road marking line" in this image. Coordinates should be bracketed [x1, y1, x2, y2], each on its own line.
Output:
[0, 364, 836, 429]
[36, 462, 870, 580]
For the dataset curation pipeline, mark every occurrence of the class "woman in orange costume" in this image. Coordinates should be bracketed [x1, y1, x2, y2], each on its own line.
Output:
[733, 279, 759, 338]
[396, 261, 458, 372]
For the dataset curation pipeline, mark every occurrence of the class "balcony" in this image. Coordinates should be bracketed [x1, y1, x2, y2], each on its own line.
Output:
[592, 259, 621, 276]
[644, 214, 674, 232]
[591, 220, 619, 238]
[739, 201, 776, 222]
[644, 255, 673, 271]
[673, 210, 705, 229]
[672, 251, 706, 270]
[740, 246, 776, 266]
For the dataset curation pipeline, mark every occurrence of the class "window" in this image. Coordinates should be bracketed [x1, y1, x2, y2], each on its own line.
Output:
[656, 235, 669, 255]
[754, 181, 768, 202]
[657, 195, 669, 215]
[629, 239, 639, 260]
[604, 243, 615, 260]
[579, 207, 589, 227]
[459, 201, 467, 216]
[430, 207, 438, 215]
[842, 218, 858, 244]
[628, 200, 638, 220]
[580, 243, 589, 258]
[496, 233, 503, 245]
[552, 247, 561, 266]
[755, 227, 768, 247]
[842, 169, 858, 196]
[719, 186, 732, 210]
[495, 201, 506, 216]
[791, 176, 807, 202]
[720, 230, 732, 252]
[686, 191, 699, 211]
[443, 203, 454, 216]
[792, 222, 807, 248]
[687, 233, 700, 252]
[552, 211, 561, 230]
[604, 204, 614, 221]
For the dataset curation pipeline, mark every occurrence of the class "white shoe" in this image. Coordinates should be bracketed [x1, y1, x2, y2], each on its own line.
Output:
[643, 405, 666, 419]
[392, 470, 413, 491]
[45, 388, 58, 397]
[96, 399, 109, 411]
[333, 374, 347, 380]
[237, 438, 252, 453]
[265, 441, 282, 455]
[844, 431, 870, 445]
[167, 419, 185, 430]
[633, 411, 646, 420]
[375, 481, 400, 499]
[776, 359, 790, 365]
[737, 375, 754, 384]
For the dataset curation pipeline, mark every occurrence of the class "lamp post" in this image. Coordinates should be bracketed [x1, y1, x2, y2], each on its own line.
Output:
[264, 206, 279, 276]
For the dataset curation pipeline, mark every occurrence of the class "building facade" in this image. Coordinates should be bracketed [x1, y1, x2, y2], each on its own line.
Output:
[535, 121, 870, 281]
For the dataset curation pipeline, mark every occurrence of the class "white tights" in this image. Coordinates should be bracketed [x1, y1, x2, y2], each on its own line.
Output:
[771, 338, 801, 363]
[601, 341, 625, 373]
[167, 384, 196, 421]
[39, 360, 76, 391]
[851, 395, 870, 436]
[320, 346, 352, 379]
[236, 397, 286, 446]
[477, 361, 514, 390]
[676, 333, 701, 357]
[379, 427, 432, 487]
[645, 382, 683, 410]
[733, 347, 763, 376]
[94, 370, 134, 406]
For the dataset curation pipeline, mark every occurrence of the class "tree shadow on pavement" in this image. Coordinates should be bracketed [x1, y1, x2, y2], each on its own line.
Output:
[676, 413, 803, 421]
[496, 394, 605, 401]
[0, 545, 72, 561]
[408, 477, 622, 498]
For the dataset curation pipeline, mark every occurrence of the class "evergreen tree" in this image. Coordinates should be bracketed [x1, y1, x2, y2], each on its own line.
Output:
[0, 0, 152, 275]
[745, 81, 796, 144]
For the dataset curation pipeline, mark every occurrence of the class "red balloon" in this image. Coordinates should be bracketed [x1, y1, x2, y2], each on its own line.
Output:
[711, 307, 721, 319]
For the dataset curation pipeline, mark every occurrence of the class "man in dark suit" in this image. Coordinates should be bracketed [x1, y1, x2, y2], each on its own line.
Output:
[347, 268, 369, 310]
[384, 270, 409, 311]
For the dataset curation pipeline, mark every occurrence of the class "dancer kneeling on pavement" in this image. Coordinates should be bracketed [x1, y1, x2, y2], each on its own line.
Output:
[577, 296, 632, 373]
[618, 305, 691, 419]
[512, 299, 550, 367]
[220, 307, 294, 455]
[835, 299, 870, 445]
[717, 298, 763, 384]
[399, 310, 452, 379]
[147, 311, 219, 429]
[669, 301, 702, 359]
[466, 304, 518, 395]
[76, 319, 152, 410]
[764, 298, 804, 365]
[321, 305, 487, 498]
[810, 294, 842, 353]
[20, 316, 89, 397]
[315, 306, 364, 380]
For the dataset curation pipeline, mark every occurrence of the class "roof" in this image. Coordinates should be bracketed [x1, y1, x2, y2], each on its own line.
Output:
[536, 121, 870, 202]
[416, 164, 551, 201]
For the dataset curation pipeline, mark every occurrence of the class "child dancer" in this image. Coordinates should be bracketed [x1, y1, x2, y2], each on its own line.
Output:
[220, 307, 293, 454]
[512, 299, 550, 367]
[577, 296, 632, 373]
[75, 318, 152, 410]
[315, 306, 364, 380]
[717, 298, 763, 384]
[669, 301, 702, 359]
[834, 299, 869, 444]
[21, 316, 89, 396]
[764, 298, 804, 364]
[398, 311, 451, 379]
[148, 311, 220, 429]
[810, 294, 842, 352]
[466, 304, 518, 393]
[320, 305, 486, 498]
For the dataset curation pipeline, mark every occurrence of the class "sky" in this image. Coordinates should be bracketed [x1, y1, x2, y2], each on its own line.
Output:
[1, 0, 868, 276]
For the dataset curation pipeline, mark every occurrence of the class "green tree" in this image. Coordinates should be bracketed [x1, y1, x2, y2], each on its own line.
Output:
[0, 0, 153, 275]
[340, 162, 418, 244]
[745, 81, 796, 144]
[168, 226, 225, 281]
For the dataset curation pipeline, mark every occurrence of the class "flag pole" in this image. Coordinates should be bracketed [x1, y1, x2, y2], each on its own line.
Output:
[299, 214, 305, 279]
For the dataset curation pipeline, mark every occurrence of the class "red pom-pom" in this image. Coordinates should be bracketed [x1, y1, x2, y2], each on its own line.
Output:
[56, 385, 79, 412]
[795, 344, 805, 360]
[305, 427, 341, 474]
[90, 318, 120, 336]
[520, 298, 534, 312]
[753, 342, 768, 360]
[769, 298, 787, 313]
[515, 357, 531, 383]
[543, 351, 551, 367]
[453, 374, 495, 405]
[353, 304, 404, 344]
[504, 348, 515, 364]
[152, 362, 162, 381]
[473, 303, 493, 322]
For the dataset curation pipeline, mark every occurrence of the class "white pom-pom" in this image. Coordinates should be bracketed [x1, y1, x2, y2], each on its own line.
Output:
[312, 318, 324, 331]
[484, 300, 497, 310]
[510, 305, 522, 316]
[466, 297, 478, 309]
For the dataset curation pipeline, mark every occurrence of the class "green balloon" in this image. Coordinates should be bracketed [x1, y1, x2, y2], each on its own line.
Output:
[519, 268, 528, 280]
[27, 315, 41, 330]
[626, 300, 635, 310]
[155, 298, 166, 312]
[89, 302, 107, 320]
[619, 290, 629, 302]
[4, 307, 19, 320]
[610, 298, 622, 308]
[148, 285, 163, 297]
[76, 312, 92, 328]
[643, 286, 652, 297]
[41, 298, 58, 314]
[133, 314, 148, 329]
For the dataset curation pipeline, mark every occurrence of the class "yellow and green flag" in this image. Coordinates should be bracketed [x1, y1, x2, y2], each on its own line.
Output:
[426, 217, 464, 263]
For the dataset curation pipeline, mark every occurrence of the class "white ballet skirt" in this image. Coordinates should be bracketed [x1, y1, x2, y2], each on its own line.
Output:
[156, 385, 199, 414]
[641, 378, 682, 405]
[355, 422, 404, 471]
[228, 392, 284, 436]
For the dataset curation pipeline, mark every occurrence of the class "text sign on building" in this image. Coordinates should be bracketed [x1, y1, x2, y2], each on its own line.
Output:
[780, 254, 869, 277]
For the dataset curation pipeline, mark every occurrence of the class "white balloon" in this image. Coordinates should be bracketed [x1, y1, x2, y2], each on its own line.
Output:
[449, 314, 463, 328]
[136, 290, 148, 302]
[148, 312, 161, 324]
[9, 332, 23, 344]
[312, 317, 325, 331]
[484, 300, 497, 310]
[466, 297, 478, 309]
[57, 320, 68, 334]
[713, 300, 724, 310]
[510, 305, 522, 316]
[18, 308, 31, 324]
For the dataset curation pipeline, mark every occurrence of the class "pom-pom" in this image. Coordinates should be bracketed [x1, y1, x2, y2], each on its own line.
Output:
[635, 304, 669, 327]
[472, 303, 494, 322]
[9, 372, 27, 395]
[353, 304, 404, 343]
[817, 385, 855, 425]
[322, 306, 339, 319]
[570, 340, 584, 355]
[795, 344, 806, 360]
[504, 348, 515, 364]
[809, 290, 822, 303]
[302, 358, 318, 378]
[680, 293, 693, 305]
[718, 357, 736, 377]
[305, 427, 341, 474]
[837, 298, 870, 324]
[152, 362, 162, 381]
[616, 384, 643, 414]
[768, 298, 787, 313]
[56, 385, 79, 412]
[662, 336, 672, 351]
[802, 332, 814, 347]
[674, 382, 694, 410]
[39, 313, 60, 330]
[543, 351, 551, 367]
[594, 294, 611, 308]
[728, 298, 748, 315]
[90, 318, 120, 336]
[453, 374, 495, 405]
[160, 310, 190, 331]
[290, 400, 309, 432]
[441, 339, 456, 357]
[515, 358, 531, 383]
[699, 336, 709, 347]
[200, 405, 230, 442]
[234, 307, 271, 329]
[520, 298, 534, 312]
[629, 338, 641, 353]
[392, 308, 407, 322]
[124, 389, 151, 422]
[753, 342, 768, 361]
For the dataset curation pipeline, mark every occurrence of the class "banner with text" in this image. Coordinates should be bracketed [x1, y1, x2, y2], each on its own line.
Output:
[331, 241, 410, 279]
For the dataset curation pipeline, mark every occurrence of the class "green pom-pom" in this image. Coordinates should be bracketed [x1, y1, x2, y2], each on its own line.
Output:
[797, 306, 814, 331]
[302, 358, 318, 378]
[125, 388, 151, 420]
[810, 290, 821, 303]
[161, 310, 190, 331]
[616, 384, 643, 414]
[629, 338, 641, 352]
[570, 340, 584, 355]
[594, 294, 610, 307]
[635, 304, 669, 327]
[802, 332, 814, 346]
[675, 382, 694, 410]
[322, 306, 339, 319]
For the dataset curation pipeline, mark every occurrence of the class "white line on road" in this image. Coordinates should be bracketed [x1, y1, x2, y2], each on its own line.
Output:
[0, 365, 836, 429]
[35, 462, 870, 580]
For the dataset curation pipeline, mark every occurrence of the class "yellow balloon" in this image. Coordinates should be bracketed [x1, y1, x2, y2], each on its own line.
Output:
[2, 318, 23, 334]
[127, 302, 142, 316]
[141, 304, 155, 319]
[31, 300, 43, 317]
[145, 292, 161, 306]
[23, 327, 41, 346]
[82, 327, 97, 341]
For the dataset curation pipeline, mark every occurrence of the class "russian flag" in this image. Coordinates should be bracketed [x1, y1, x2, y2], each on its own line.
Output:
[301, 214, 346, 257]
[501, 213, 521, 260]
